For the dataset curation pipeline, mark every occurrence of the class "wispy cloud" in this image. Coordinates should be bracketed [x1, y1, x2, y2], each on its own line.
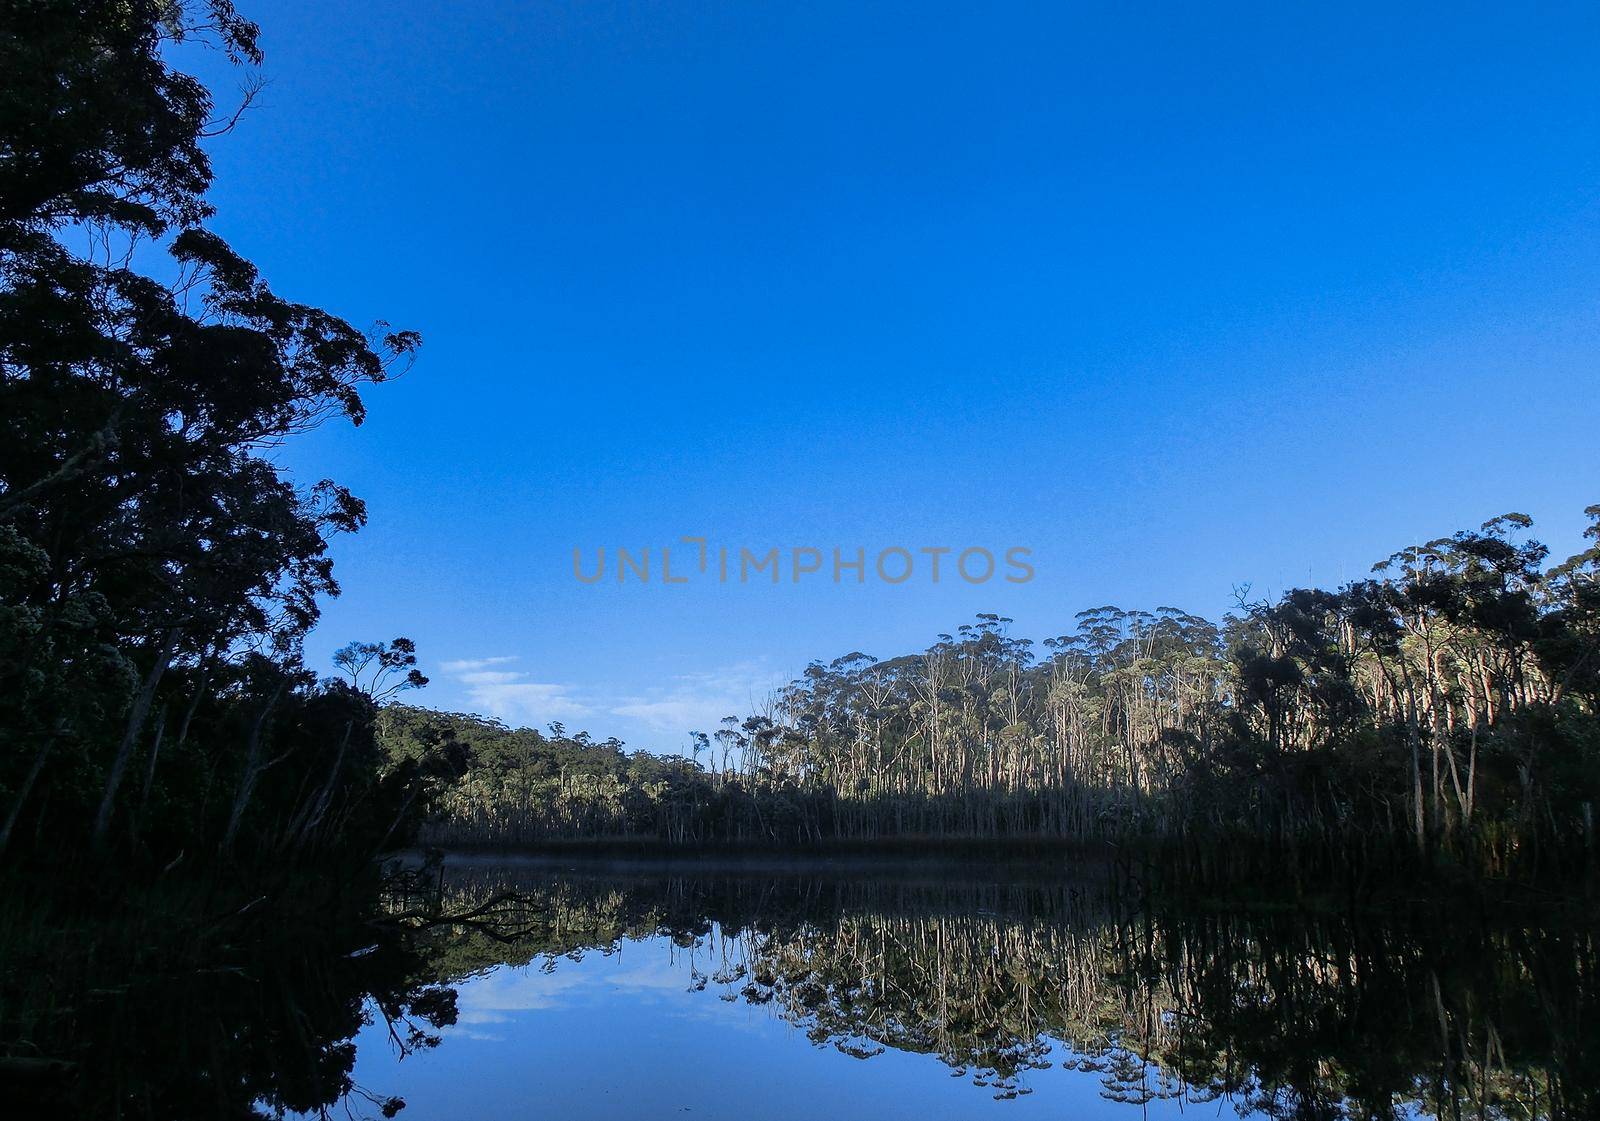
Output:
[456, 670, 523, 685]
[439, 656, 517, 673]
[438, 656, 592, 725]
[454, 954, 699, 1020]
[609, 662, 787, 736]
[436, 656, 789, 745]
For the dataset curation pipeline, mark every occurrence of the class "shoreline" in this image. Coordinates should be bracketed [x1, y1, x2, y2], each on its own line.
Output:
[408, 834, 1123, 866]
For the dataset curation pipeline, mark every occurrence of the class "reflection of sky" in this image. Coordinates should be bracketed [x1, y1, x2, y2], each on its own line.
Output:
[338, 932, 1259, 1121]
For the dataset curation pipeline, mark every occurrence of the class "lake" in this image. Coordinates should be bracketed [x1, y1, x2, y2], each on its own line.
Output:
[316, 856, 1597, 1120]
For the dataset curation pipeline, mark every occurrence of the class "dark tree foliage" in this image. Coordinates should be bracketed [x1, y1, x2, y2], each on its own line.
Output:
[0, 1, 452, 866]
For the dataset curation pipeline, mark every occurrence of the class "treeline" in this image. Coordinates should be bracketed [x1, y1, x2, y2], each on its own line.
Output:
[413, 507, 1600, 874]
[0, 2, 459, 870]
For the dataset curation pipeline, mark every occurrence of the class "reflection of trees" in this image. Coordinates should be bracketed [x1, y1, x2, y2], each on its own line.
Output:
[1, 882, 457, 1119]
[420, 868, 1599, 1117]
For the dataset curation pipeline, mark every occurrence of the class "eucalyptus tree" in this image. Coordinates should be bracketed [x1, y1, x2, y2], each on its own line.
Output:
[412, 504, 1600, 870]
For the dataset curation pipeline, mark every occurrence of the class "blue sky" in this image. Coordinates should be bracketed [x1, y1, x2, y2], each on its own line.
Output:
[190, 2, 1599, 751]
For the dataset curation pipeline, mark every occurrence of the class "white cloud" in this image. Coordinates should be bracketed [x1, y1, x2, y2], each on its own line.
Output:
[611, 697, 732, 732]
[608, 662, 788, 737]
[472, 682, 593, 724]
[439, 657, 593, 725]
[435, 656, 791, 746]
[439, 656, 517, 673]
[453, 953, 695, 1019]
[455, 962, 597, 1014]
[456, 670, 523, 685]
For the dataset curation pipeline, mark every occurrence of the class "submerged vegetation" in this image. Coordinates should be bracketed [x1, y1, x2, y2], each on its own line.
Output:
[411, 507, 1600, 878]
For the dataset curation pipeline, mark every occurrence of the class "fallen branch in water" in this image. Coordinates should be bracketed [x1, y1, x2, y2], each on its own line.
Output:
[373, 890, 547, 944]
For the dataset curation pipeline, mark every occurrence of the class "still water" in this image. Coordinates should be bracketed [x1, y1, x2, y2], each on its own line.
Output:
[321, 858, 1597, 1121]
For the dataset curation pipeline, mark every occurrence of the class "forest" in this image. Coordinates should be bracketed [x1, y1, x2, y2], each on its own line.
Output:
[412, 506, 1600, 877]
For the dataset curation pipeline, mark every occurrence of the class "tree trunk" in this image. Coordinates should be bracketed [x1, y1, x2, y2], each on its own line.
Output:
[134, 704, 170, 832]
[0, 734, 54, 858]
[92, 626, 181, 847]
[289, 720, 353, 851]
[175, 647, 216, 748]
[221, 677, 289, 853]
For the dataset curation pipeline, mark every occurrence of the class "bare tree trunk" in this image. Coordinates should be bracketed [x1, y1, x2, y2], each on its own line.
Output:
[92, 626, 181, 848]
[1465, 722, 1479, 823]
[288, 720, 353, 851]
[1409, 722, 1426, 853]
[174, 647, 216, 749]
[221, 677, 289, 853]
[0, 734, 54, 858]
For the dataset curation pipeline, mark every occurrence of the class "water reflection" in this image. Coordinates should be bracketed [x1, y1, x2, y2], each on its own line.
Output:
[394, 862, 1597, 1120]
[12, 864, 1593, 1119]
[0, 885, 457, 1120]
